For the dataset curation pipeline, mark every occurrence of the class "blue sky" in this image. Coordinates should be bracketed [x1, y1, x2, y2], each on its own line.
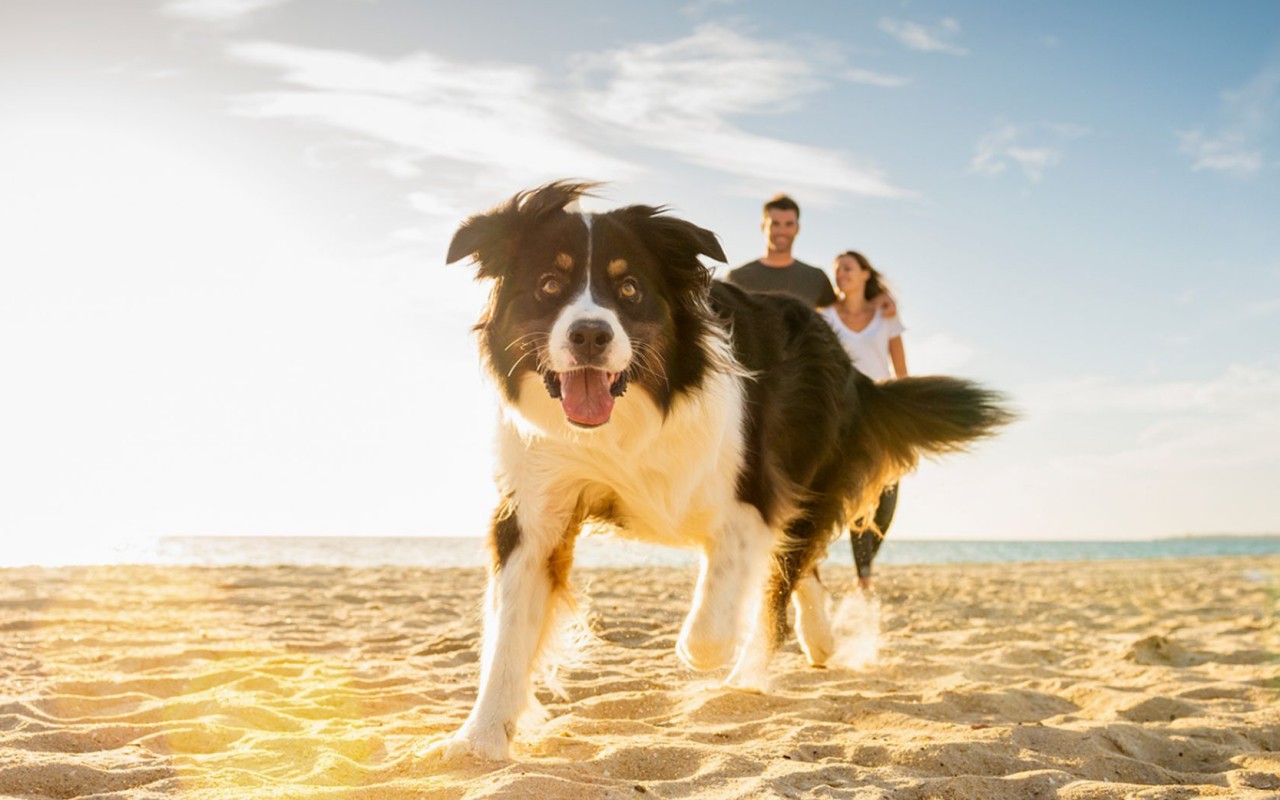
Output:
[2, 0, 1278, 560]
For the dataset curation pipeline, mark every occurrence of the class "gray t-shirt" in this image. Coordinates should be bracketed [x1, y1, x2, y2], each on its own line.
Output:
[725, 259, 837, 308]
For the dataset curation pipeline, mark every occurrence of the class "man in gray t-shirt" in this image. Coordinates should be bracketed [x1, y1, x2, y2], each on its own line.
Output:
[725, 194, 836, 309]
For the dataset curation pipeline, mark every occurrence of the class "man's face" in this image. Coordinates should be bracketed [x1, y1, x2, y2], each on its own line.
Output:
[763, 208, 799, 255]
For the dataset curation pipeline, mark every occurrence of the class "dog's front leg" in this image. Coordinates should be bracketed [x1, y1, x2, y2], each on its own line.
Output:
[677, 504, 774, 672]
[434, 504, 568, 760]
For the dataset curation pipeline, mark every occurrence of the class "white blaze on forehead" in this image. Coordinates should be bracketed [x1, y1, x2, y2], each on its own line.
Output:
[546, 212, 632, 374]
[583, 212, 592, 293]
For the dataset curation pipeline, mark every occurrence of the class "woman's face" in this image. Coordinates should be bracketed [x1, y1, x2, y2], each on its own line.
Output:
[834, 254, 869, 296]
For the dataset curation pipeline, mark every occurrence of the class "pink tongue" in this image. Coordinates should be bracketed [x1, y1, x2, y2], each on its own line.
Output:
[559, 369, 615, 426]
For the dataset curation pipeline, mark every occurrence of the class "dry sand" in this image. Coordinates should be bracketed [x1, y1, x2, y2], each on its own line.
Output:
[1, 556, 1277, 799]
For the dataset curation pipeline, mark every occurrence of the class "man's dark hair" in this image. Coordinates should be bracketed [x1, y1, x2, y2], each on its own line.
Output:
[763, 194, 800, 219]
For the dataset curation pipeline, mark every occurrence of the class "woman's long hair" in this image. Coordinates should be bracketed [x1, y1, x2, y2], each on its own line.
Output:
[841, 250, 894, 302]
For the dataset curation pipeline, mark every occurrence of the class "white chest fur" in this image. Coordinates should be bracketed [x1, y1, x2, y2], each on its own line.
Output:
[497, 369, 748, 549]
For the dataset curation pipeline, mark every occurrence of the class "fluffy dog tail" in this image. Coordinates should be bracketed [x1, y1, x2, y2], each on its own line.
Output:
[844, 375, 1016, 528]
[868, 375, 1014, 460]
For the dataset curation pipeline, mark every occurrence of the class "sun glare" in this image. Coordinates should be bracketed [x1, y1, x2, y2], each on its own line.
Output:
[0, 102, 501, 558]
[0, 113, 292, 560]
[1, 114, 281, 276]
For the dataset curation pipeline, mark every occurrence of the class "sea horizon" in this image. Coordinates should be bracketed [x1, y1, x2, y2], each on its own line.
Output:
[5, 533, 1279, 570]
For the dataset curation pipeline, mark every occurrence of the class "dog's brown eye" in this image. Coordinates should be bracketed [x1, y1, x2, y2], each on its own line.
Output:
[618, 278, 641, 302]
[538, 276, 562, 297]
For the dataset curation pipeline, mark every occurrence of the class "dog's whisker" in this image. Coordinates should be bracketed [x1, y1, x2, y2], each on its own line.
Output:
[506, 350, 540, 378]
[630, 349, 657, 385]
[631, 342, 669, 388]
[504, 332, 548, 352]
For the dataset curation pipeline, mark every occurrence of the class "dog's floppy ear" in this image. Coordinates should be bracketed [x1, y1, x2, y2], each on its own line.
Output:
[445, 219, 485, 266]
[446, 181, 601, 279]
[679, 219, 727, 264]
[446, 209, 518, 280]
[648, 213, 726, 265]
[616, 206, 727, 266]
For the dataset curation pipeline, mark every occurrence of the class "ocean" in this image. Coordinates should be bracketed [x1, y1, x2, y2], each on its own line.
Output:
[10, 534, 1280, 570]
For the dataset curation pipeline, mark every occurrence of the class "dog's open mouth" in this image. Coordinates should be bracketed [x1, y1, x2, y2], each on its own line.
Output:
[543, 369, 629, 427]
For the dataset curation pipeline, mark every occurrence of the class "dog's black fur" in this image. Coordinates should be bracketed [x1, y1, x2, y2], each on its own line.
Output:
[435, 181, 1013, 759]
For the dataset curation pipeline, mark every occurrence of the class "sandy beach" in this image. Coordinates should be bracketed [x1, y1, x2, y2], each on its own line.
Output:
[1, 556, 1277, 799]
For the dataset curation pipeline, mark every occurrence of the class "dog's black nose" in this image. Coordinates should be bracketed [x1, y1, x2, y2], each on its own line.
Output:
[568, 319, 614, 362]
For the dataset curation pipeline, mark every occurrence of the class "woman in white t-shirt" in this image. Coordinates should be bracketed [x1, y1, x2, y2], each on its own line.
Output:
[820, 251, 907, 591]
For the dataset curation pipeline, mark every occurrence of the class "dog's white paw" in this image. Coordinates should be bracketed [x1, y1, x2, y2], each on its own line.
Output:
[677, 631, 736, 672]
[793, 575, 834, 667]
[723, 666, 770, 693]
[723, 641, 773, 692]
[420, 723, 512, 762]
[795, 619, 834, 668]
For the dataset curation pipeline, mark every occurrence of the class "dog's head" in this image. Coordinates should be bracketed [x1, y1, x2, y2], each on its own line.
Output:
[447, 181, 726, 430]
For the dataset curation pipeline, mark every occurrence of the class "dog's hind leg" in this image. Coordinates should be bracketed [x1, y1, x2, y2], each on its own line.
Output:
[727, 512, 831, 685]
[792, 568, 834, 667]
[678, 503, 774, 672]
[433, 502, 575, 761]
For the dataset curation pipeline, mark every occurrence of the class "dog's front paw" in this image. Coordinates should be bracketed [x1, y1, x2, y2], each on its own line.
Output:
[724, 643, 772, 693]
[420, 722, 512, 762]
[677, 634, 736, 671]
[677, 620, 738, 671]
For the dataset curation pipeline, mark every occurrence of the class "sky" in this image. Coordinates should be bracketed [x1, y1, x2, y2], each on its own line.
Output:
[2, 0, 1279, 561]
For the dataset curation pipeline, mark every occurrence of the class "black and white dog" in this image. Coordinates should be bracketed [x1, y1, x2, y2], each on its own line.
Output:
[436, 182, 1011, 759]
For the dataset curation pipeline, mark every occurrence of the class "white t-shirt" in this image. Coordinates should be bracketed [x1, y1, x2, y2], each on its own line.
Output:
[820, 305, 905, 382]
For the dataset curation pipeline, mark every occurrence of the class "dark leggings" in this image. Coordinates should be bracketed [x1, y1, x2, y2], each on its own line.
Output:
[851, 484, 898, 579]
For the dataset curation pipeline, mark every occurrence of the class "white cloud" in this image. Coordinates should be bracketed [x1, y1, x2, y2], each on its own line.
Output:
[224, 30, 913, 200]
[1003, 146, 1059, 181]
[572, 24, 915, 199]
[573, 25, 823, 122]
[408, 191, 467, 219]
[681, 0, 740, 17]
[1021, 363, 1280, 416]
[843, 68, 912, 89]
[941, 363, 1280, 538]
[160, 0, 290, 23]
[227, 42, 636, 185]
[1176, 129, 1264, 175]
[1051, 413, 1279, 475]
[970, 122, 1089, 183]
[1178, 65, 1279, 176]
[973, 408, 1279, 537]
[879, 17, 969, 56]
[1031, 376, 1280, 497]
[1245, 295, 1280, 318]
